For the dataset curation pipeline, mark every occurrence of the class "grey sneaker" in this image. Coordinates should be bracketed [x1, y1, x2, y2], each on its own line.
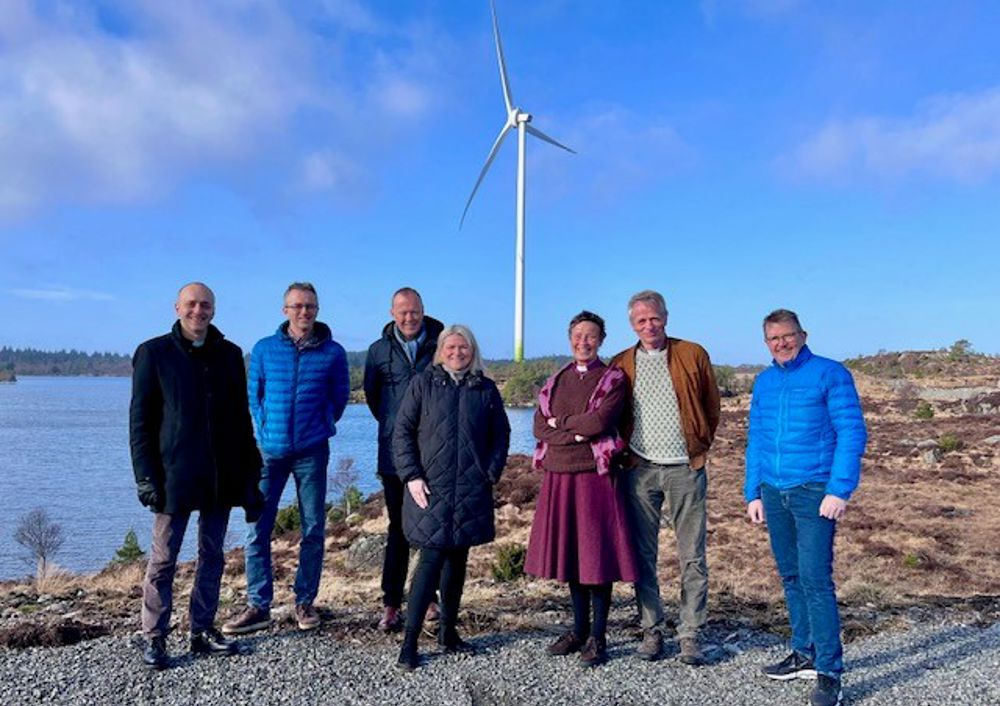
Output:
[762, 651, 818, 681]
[678, 636, 704, 665]
[809, 674, 843, 706]
[296, 602, 321, 631]
[221, 605, 272, 635]
[636, 629, 662, 661]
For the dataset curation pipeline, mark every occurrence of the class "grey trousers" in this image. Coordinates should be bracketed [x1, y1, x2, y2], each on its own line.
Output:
[624, 459, 708, 639]
[142, 509, 230, 637]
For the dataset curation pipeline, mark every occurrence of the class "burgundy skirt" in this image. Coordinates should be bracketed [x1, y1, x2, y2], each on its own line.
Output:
[524, 470, 638, 584]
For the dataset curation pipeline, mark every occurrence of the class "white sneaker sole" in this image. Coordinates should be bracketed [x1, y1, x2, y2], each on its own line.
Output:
[764, 668, 818, 681]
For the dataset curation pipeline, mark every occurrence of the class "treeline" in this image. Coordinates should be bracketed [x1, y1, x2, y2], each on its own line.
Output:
[0, 347, 132, 376]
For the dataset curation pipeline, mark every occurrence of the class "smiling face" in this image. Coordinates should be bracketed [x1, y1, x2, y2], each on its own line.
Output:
[175, 283, 215, 342]
[391, 292, 424, 341]
[440, 333, 472, 372]
[570, 321, 602, 365]
[764, 320, 807, 366]
[629, 299, 667, 351]
[284, 288, 319, 339]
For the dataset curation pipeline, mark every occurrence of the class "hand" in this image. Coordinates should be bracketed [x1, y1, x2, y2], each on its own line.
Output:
[546, 417, 558, 429]
[819, 494, 847, 521]
[407, 478, 431, 509]
[746, 499, 765, 524]
[136, 479, 162, 512]
[244, 488, 266, 524]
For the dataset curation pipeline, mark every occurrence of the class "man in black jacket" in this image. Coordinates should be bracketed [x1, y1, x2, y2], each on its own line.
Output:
[130, 282, 263, 669]
[363, 287, 443, 631]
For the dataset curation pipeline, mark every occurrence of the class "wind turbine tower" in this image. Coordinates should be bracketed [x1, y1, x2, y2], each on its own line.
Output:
[461, 0, 575, 363]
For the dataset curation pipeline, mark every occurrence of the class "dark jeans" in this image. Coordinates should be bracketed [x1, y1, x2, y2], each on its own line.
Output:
[403, 546, 469, 645]
[245, 443, 329, 609]
[761, 482, 843, 677]
[142, 508, 230, 637]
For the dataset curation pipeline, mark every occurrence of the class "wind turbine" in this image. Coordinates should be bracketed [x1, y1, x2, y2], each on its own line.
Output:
[460, 0, 575, 363]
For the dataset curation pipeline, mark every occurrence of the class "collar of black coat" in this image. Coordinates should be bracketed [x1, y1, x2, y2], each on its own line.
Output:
[429, 363, 484, 387]
[277, 320, 332, 348]
[380, 315, 444, 346]
[171, 321, 224, 352]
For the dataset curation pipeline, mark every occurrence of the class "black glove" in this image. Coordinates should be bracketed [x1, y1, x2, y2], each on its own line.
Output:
[244, 487, 266, 524]
[136, 479, 163, 512]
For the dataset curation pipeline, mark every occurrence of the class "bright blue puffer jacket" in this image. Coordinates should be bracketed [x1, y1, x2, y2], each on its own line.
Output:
[248, 321, 350, 458]
[744, 345, 867, 502]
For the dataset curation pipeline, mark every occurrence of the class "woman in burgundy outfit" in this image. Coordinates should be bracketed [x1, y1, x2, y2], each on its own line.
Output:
[525, 311, 637, 667]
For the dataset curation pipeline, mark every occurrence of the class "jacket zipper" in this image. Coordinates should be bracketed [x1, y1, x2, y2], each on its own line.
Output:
[290, 345, 301, 454]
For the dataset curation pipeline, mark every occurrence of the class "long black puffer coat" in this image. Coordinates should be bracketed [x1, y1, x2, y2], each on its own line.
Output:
[363, 317, 444, 477]
[392, 365, 510, 548]
[129, 322, 262, 515]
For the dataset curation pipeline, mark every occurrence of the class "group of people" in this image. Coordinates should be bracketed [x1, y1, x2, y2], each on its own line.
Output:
[129, 282, 865, 706]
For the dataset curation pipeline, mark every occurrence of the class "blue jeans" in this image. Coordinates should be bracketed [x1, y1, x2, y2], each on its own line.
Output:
[761, 482, 843, 677]
[245, 443, 329, 609]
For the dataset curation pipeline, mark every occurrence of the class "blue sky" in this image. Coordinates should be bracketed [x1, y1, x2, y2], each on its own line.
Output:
[2, 0, 998, 364]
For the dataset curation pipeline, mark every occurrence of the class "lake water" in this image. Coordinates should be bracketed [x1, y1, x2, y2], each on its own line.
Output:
[0, 376, 536, 580]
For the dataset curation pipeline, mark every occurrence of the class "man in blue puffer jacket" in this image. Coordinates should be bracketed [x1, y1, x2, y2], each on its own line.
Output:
[744, 309, 866, 706]
[223, 282, 349, 635]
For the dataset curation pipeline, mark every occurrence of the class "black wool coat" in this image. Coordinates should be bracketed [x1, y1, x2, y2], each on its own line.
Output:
[392, 365, 510, 548]
[363, 317, 444, 477]
[129, 322, 262, 514]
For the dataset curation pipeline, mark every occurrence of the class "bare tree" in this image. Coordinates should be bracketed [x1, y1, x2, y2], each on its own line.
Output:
[329, 457, 362, 516]
[14, 508, 64, 587]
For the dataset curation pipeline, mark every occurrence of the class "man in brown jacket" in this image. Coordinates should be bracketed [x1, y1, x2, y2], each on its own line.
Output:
[610, 289, 720, 665]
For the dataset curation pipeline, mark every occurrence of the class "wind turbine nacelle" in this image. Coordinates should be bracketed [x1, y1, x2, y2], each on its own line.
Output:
[516, 111, 533, 123]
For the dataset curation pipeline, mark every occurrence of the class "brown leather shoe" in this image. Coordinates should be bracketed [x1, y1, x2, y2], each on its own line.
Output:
[378, 606, 403, 633]
[578, 636, 607, 668]
[295, 603, 321, 631]
[636, 629, 662, 661]
[221, 605, 272, 635]
[678, 636, 704, 665]
[547, 631, 584, 656]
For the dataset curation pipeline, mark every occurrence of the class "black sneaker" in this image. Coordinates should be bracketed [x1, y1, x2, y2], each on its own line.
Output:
[810, 674, 843, 706]
[762, 651, 817, 680]
[143, 635, 168, 670]
[190, 627, 238, 656]
[439, 629, 475, 655]
[396, 643, 421, 671]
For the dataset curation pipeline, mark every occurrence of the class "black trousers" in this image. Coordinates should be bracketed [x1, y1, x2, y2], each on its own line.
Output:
[403, 545, 469, 645]
[380, 475, 410, 608]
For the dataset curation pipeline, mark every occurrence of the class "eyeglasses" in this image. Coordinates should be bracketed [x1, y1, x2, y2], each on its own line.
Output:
[765, 332, 802, 345]
[285, 304, 318, 312]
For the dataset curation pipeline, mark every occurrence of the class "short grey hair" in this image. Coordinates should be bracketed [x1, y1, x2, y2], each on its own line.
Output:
[434, 324, 485, 374]
[762, 308, 803, 332]
[627, 289, 667, 319]
[285, 282, 318, 302]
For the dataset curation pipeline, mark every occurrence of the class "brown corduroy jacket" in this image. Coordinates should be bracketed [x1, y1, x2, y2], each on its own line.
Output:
[609, 337, 721, 471]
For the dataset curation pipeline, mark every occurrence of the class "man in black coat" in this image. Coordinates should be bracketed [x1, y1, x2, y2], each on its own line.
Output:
[363, 287, 444, 631]
[130, 282, 263, 669]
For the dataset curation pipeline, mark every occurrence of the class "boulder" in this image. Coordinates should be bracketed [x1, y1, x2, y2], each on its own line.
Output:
[344, 534, 385, 574]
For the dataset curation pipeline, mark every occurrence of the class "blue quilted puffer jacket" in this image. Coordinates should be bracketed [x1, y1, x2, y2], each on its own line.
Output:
[744, 346, 867, 502]
[248, 321, 350, 458]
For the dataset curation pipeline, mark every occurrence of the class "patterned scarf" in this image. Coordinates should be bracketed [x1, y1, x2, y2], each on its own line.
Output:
[532, 363, 626, 475]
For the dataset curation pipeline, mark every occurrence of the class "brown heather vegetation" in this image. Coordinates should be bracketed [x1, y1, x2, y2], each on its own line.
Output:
[2, 351, 998, 649]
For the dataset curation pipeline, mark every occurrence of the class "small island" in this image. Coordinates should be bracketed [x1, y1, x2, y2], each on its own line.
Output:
[0, 367, 15, 383]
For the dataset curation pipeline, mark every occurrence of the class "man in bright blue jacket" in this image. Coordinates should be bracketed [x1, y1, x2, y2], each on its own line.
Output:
[744, 309, 866, 706]
[224, 282, 349, 635]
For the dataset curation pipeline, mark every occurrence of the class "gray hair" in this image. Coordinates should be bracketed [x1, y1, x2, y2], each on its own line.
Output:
[285, 282, 318, 302]
[762, 308, 803, 332]
[391, 287, 423, 307]
[434, 324, 485, 374]
[627, 289, 667, 319]
[176, 282, 215, 304]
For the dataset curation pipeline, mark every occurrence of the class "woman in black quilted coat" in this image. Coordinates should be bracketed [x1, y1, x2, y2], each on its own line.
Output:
[392, 324, 510, 670]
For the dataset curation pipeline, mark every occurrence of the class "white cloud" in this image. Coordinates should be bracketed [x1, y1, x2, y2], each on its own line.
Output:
[8, 286, 115, 301]
[0, 0, 446, 215]
[784, 87, 1000, 182]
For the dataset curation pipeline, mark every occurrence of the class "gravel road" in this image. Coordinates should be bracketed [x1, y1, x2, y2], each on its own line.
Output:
[1, 618, 997, 705]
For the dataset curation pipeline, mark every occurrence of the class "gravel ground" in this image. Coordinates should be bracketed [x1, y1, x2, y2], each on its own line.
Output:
[1, 618, 997, 706]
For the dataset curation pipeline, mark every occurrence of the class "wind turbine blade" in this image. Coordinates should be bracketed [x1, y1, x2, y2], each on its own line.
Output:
[460, 123, 513, 228]
[525, 124, 576, 154]
[490, 0, 514, 114]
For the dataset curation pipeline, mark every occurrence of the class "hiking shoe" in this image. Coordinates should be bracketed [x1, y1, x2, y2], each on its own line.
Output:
[678, 636, 704, 666]
[547, 631, 584, 656]
[190, 628, 238, 656]
[143, 635, 168, 670]
[378, 606, 403, 633]
[762, 651, 818, 681]
[635, 629, 662, 661]
[809, 674, 843, 706]
[222, 605, 271, 635]
[579, 636, 607, 668]
[296, 602, 321, 631]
